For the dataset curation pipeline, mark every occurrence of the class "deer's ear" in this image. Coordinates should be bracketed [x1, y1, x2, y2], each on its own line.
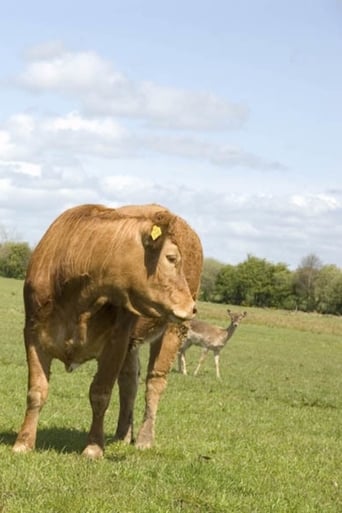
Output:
[227, 309, 231, 314]
[243, 311, 247, 317]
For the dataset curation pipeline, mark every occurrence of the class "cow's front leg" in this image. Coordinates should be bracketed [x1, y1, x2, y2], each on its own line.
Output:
[113, 343, 140, 444]
[13, 327, 52, 453]
[83, 311, 135, 459]
[136, 323, 182, 449]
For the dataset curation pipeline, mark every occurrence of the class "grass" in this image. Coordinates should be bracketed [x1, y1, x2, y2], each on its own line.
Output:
[0, 276, 341, 512]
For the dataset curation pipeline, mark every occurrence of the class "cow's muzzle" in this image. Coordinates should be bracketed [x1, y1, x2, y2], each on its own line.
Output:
[170, 301, 197, 323]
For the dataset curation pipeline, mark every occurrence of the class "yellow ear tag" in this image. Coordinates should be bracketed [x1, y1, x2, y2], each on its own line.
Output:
[151, 225, 162, 240]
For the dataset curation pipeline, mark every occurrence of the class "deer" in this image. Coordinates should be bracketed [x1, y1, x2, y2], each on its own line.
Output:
[178, 309, 247, 379]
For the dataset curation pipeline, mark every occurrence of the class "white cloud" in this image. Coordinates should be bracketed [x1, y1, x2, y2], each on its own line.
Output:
[0, 160, 41, 177]
[8, 114, 35, 137]
[17, 44, 248, 131]
[3, 43, 285, 176]
[0, 131, 14, 157]
[20, 47, 122, 95]
[225, 221, 260, 237]
[145, 135, 285, 170]
[101, 175, 150, 195]
[290, 193, 339, 214]
[2, 43, 340, 268]
[0, 111, 129, 164]
[45, 111, 125, 138]
[2, 166, 342, 267]
[0, 108, 283, 172]
[138, 82, 248, 130]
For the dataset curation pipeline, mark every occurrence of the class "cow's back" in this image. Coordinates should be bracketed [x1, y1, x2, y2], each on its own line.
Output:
[24, 205, 110, 305]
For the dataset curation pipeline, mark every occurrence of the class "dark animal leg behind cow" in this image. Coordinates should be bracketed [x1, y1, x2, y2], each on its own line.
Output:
[83, 309, 136, 459]
[136, 323, 182, 449]
[13, 327, 52, 453]
[114, 343, 140, 444]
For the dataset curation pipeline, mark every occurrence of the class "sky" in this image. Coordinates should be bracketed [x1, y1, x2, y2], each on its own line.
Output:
[0, 0, 342, 269]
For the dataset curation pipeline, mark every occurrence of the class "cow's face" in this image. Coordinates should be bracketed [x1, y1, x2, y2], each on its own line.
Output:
[127, 222, 197, 322]
[153, 237, 197, 320]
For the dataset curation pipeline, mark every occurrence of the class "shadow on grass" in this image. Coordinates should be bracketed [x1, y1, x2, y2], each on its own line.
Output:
[0, 427, 87, 454]
[0, 430, 17, 447]
[37, 427, 88, 453]
[0, 428, 129, 461]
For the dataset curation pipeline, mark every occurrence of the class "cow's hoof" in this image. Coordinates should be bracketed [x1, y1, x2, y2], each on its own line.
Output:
[136, 424, 154, 449]
[82, 444, 104, 459]
[12, 442, 32, 454]
[135, 437, 153, 450]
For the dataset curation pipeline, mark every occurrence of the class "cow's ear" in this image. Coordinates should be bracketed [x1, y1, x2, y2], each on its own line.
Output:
[152, 210, 173, 228]
[142, 211, 173, 250]
[142, 223, 165, 250]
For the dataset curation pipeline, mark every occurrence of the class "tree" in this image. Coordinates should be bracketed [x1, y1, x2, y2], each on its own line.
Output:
[214, 255, 294, 309]
[215, 264, 242, 304]
[200, 250, 342, 314]
[236, 255, 275, 307]
[199, 258, 225, 301]
[270, 263, 296, 309]
[0, 242, 32, 279]
[329, 273, 342, 314]
[315, 265, 342, 314]
[293, 254, 322, 311]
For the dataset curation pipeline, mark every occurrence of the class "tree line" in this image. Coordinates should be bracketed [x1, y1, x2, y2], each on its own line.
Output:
[1, 236, 342, 315]
[201, 254, 342, 315]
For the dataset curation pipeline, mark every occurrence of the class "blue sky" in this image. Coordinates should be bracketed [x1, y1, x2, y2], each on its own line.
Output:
[0, 0, 341, 268]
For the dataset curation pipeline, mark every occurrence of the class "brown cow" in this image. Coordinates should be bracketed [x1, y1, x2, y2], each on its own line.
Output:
[13, 203, 203, 458]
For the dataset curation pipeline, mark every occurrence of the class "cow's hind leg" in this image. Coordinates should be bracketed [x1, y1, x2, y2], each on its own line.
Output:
[13, 329, 52, 453]
[113, 343, 140, 444]
[83, 311, 135, 459]
[136, 324, 182, 449]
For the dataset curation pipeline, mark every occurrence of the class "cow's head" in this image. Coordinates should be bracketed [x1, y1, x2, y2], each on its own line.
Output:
[126, 210, 199, 322]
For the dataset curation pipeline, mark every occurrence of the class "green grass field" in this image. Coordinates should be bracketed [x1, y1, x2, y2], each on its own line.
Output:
[0, 276, 341, 512]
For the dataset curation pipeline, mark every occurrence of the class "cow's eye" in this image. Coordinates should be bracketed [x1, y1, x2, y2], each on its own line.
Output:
[166, 254, 178, 264]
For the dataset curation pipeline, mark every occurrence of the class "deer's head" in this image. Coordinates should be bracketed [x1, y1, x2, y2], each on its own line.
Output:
[227, 309, 247, 327]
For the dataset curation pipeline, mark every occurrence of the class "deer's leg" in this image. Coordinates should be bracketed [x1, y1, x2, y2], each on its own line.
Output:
[178, 348, 188, 375]
[214, 351, 221, 379]
[13, 327, 52, 453]
[113, 343, 140, 444]
[83, 311, 135, 459]
[178, 335, 192, 375]
[136, 323, 182, 449]
[194, 347, 209, 376]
